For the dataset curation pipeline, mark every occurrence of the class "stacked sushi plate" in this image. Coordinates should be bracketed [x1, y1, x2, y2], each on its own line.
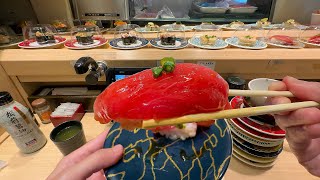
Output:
[227, 96, 285, 168]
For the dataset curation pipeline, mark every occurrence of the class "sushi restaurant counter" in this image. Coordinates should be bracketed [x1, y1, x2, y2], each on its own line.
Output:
[0, 113, 318, 180]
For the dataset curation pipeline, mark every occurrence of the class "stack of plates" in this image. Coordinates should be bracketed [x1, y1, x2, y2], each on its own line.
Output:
[228, 96, 286, 168]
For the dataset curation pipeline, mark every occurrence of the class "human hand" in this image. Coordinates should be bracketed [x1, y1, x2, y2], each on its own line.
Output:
[268, 76, 320, 177]
[47, 129, 123, 180]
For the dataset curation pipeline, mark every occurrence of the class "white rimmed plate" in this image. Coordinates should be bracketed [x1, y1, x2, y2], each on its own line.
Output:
[109, 38, 149, 50]
[298, 39, 320, 47]
[150, 38, 189, 50]
[226, 37, 267, 50]
[18, 37, 66, 49]
[267, 41, 305, 49]
[189, 36, 228, 50]
[64, 37, 107, 50]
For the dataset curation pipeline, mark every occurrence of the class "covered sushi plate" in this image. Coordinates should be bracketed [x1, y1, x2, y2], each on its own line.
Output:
[109, 24, 148, 50]
[19, 24, 66, 49]
[64, 25, 107, 50]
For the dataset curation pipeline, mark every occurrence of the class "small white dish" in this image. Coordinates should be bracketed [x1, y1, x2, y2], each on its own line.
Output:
[248, 78, 279, 106]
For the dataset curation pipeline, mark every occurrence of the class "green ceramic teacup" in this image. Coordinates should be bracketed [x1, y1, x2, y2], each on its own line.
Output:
[50, 121, 86, 156]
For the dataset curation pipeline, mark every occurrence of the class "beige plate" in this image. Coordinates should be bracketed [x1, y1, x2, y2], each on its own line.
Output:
[232, 150, 276, 168]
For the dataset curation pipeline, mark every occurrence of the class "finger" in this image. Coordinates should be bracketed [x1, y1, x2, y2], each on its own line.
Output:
[274, 108, 320, 129]
[267, 96, 291, 115]
[303, 123, 320, 139]
[87, 170, 105, 180]
[283, 76, 320, 102]
[65, 127, 110, 161]
[268, 81, 287, 91]
[285, 125, 310, 146]
[67, 144, 123, 180]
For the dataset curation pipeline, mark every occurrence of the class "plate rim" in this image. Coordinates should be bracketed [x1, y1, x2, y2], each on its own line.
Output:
[109, 38, 149, 50]
[232, 151, 276, 168]
[188, 37, 228, 50]
[228, 119, 283, 147]
[64, 37, 108, 50]
[230, 118, 285, 142]
[225, 37, 267, 50]
[18, 37, 67, 49]
[267, 41, 305, 49]
[231, 96, 286, 136]
[150, 38, 189, 50]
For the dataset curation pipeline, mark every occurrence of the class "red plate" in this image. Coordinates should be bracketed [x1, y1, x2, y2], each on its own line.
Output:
[230, 118, 284, 141]
[231, 96, 286, 137]
[18, 37, 66, 49]
[64, 37, 107, 50]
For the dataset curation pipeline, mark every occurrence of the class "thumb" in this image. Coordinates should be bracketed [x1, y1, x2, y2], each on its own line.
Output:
[283, 76, 320, 102]
[66, 144, 123, 180]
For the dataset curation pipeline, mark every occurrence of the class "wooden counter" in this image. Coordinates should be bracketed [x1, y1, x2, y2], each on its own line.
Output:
[0, 113, 317, 180]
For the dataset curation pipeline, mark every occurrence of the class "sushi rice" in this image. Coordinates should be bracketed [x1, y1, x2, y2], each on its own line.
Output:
[158, 123, 197, 140]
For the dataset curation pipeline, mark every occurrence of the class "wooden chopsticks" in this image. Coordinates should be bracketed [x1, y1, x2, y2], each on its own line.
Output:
[141, 89, 318, 129]
[228, 89, 294, 97]
[142, 101, 319, 129]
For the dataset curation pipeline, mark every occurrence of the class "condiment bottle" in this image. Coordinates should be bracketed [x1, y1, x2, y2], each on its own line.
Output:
[0, 92, 47, 153]
[31, 98, 52, 124]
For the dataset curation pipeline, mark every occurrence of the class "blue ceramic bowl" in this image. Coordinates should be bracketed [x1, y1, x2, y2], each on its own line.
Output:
[104, 119, 232, 180]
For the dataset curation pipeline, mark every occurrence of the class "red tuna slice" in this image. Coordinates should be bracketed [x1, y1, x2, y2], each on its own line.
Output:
[94, 63, 229, 130]
[270, 35, 294, 45]
[308, 34, 320, 44]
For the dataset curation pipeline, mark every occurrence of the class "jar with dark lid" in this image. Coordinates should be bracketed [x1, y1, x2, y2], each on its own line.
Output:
[227, 76, 246, 90]
[0, 91, 47, 153]
[226, 76, 246, 100]
[31, 98, 52, 124]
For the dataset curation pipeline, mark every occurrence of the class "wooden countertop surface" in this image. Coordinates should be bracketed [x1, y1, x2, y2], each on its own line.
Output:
[0, 113, 318, 180]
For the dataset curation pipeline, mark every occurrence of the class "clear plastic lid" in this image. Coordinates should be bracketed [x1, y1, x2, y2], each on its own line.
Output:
[298, 25, 320, 47]
[70, 25, 104, 46]
[266, 25, 304, 48]
[23, 24, 61, 44]
[113, 24, 143, 44]
[227, 25, 266, 48]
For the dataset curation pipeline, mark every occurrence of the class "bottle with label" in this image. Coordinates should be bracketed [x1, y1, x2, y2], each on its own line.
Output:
[0, 92, 47, 153]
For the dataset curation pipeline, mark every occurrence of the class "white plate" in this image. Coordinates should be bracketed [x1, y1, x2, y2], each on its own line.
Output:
[188, 36, 228, 50]
[298, 39, 320, 47]
[232, 151, 276, 168]
[267, 41, 305, 49]
[109, 38, 149, 50]
[64, 37, 108, 50]
[150, 38, 189, 50]
[19, 38, 66, 49]
[225, 37, 268, 50]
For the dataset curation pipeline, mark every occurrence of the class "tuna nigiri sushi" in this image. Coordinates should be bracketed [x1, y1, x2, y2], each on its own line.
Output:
[269, 35, 294, 46]
[94, 58, 229, 140]
[308, 34, 320, 44]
